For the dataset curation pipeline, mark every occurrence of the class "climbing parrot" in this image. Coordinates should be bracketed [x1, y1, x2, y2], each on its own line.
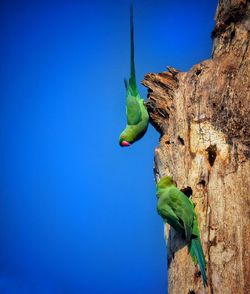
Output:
[156, 176, 208, 286]
[119, 5, 149, 147]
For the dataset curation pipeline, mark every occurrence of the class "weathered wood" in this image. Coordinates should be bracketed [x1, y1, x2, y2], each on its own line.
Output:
[142, 1, 250, 293]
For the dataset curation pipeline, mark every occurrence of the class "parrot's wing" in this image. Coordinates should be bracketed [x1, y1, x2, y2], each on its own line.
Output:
[126, 95, 141, 125]
[157, 203, 184, 234]
[182, 211, 194, 242]
[191, 212, 200, 238]
[168, 187, 194, 242]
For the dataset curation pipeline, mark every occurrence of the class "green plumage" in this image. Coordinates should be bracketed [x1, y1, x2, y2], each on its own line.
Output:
[156, 176, 208, 286]
[119, 5, 149, 147]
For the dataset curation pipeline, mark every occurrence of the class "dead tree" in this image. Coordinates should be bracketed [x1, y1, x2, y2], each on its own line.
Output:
[142, 1, 250, 293]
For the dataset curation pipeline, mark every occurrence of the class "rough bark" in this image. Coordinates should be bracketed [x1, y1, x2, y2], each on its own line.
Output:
[142, 1, 250, 293]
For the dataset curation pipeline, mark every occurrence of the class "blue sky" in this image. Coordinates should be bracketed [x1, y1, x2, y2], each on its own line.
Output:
[1, 0, 217, 293]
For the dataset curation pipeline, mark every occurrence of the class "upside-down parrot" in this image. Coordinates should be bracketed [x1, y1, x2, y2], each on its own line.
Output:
[156, 176, 208, 286]
[119, 5, 149, 147]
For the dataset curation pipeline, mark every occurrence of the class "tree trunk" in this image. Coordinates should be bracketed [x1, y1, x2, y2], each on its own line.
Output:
[142, 1, 250, 293]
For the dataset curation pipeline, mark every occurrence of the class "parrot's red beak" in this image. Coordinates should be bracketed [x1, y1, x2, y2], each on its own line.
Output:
[120, 141, 131, 147]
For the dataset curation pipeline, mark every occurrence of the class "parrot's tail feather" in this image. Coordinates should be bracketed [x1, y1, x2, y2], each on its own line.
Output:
[189, 237, 208, 287]
[129, 4, 138, 96]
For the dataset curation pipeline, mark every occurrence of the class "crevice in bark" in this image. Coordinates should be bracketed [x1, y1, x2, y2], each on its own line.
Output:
[197, 180, 206, 187]
[195, 69, 202, 76]
[181, 186, 193, 198]
[178, 136, 185, 145]
[206, 145, 217, 167]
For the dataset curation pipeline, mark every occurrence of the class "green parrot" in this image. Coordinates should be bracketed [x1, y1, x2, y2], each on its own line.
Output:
[156, 176, 208, 286]
[119, 5, 149, 147]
